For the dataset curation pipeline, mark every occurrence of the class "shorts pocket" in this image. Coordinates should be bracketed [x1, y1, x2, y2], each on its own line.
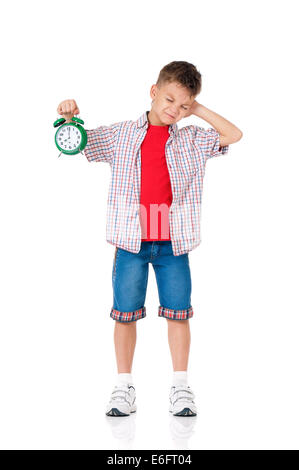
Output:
[113, 247, 119, 276]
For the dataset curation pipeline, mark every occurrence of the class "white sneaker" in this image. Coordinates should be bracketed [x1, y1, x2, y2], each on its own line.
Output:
[169, 385, 197, 416]
[106, 384, 137, 417]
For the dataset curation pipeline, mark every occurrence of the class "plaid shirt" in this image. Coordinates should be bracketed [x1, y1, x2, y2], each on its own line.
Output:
[83, 111, 229, 256]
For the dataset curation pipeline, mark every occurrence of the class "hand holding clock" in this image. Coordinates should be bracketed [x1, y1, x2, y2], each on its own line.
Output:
[57, 99, 80, 122]
[54, 99, 87, 157]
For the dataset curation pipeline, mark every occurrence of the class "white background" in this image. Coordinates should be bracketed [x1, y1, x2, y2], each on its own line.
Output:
[0, 0, 298, 450]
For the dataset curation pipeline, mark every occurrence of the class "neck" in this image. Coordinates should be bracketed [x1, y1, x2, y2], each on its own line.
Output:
[147, 109, 167, 126]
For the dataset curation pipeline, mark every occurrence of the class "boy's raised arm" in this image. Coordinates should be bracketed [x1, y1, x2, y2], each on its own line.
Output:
[187, 100, 242, 161]
[191, 101, 243, 144]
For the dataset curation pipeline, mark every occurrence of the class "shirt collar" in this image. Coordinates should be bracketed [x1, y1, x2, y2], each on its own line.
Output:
[136, 111, 178, 137]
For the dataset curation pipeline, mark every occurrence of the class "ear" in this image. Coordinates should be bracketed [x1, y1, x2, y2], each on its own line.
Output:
[150, 84, 157, 101]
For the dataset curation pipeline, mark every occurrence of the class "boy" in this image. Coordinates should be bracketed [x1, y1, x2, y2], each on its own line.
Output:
[57, 61, 242, 417]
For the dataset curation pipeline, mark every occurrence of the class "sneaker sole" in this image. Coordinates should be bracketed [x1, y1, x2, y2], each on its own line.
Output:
[106, 407, 136, 417]
[170, 407, 197, 417]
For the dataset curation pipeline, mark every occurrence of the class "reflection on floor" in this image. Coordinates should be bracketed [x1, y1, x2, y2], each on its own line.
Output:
[105, 412, 198, 449]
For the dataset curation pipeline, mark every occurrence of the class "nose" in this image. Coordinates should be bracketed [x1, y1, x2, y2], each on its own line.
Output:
[169, 107, 178, 117]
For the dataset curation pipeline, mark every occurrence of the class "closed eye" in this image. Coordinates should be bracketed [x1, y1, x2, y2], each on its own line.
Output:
[166, 98, 188, 110]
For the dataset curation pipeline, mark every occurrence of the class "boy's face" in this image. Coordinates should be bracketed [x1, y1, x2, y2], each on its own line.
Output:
[149, 80, 196, 125]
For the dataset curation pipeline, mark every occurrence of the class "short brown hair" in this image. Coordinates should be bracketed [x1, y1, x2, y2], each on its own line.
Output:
[156, 61, 202, 97]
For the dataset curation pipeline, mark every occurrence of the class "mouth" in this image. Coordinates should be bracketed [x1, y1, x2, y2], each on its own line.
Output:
[165, 112, 175, 119]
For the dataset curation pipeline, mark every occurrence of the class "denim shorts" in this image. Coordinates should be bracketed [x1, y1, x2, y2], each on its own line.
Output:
[110, 241, 193, 322]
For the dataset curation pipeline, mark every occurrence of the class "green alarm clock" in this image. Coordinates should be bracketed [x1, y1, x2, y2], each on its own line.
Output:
[53, 116, 87, 157]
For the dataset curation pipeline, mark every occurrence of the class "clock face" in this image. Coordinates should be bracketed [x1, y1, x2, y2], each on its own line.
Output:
[56, 125, 82, 151]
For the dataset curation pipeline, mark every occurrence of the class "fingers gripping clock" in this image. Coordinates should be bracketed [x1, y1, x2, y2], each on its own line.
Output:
[53, 116, 87, 157]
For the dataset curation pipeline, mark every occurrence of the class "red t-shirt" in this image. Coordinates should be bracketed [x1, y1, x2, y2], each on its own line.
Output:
[140, 123, 173, 241]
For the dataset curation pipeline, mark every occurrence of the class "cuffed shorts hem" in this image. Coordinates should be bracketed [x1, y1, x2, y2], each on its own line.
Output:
[158, 305, 193, 320]
[110, 306, 146, 322]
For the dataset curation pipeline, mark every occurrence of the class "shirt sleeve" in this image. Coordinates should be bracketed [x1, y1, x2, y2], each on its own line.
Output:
[83, 123, 120, 164]
[193, 125, 229, 161]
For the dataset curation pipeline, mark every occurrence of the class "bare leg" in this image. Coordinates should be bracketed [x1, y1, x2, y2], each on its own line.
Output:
[166, 319, 190, 371]
[114, 321, 137, 373]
